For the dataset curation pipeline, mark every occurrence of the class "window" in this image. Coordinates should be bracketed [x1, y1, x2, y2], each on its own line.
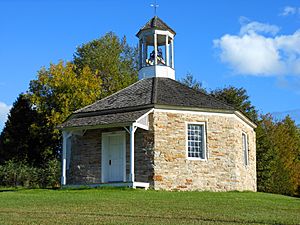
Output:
[187, 123, 206, 159]
[242, 133, 249, 166]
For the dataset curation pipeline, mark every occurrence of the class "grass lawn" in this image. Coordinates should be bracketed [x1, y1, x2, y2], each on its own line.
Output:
[0, 188, 299, 225]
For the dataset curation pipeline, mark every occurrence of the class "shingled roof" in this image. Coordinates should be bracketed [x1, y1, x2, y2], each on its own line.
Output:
[60, 78, 235, 129]
[136, 16, 176, 36]
[76, 77, 234, 113]
[60, 109, 151, 129]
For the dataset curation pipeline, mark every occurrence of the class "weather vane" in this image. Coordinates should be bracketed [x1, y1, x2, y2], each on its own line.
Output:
[150, 0, 159, 16]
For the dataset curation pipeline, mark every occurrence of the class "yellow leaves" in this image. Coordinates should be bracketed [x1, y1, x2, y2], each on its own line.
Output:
[28, 60, 102, 127]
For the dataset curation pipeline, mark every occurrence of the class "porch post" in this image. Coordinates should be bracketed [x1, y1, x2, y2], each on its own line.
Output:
[61, 131, 67, 186]
[129, 125, 135, 182]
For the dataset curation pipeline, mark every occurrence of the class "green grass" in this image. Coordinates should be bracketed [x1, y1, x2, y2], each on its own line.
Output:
[0, 188, 299, 225]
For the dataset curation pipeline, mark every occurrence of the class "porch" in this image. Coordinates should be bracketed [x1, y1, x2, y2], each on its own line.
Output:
[60, 109, 154, 189]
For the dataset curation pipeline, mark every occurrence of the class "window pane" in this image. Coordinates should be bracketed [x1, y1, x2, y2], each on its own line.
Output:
[243, 133, 248, 165]
[187, 124, 205, 159]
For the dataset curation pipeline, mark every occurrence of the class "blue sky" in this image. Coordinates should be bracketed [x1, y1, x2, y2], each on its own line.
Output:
[1, 0, 300, 130]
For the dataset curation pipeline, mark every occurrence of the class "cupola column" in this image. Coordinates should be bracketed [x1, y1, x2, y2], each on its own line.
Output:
[154, 33, 158, 65]
[143, 36, 147, 68]
[165, 35, 169, 67]
[139, 39, 142, 69]
[171, 39, 174, 68]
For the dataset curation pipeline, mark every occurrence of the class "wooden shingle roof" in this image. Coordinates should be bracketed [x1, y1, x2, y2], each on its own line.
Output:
[136, 16, 176, 36]
[60, 78, 235, 129]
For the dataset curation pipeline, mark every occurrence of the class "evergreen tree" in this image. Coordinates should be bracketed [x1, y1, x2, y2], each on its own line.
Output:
[211, 86, 258, 122]
[180, 73, 207, 93]
[0, 94, 57, 166]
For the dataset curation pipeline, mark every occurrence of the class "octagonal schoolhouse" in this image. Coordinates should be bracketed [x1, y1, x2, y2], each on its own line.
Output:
[60, 16, 257, 191]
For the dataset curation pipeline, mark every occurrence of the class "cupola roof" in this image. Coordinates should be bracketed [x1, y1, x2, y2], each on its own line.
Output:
[136, 16, 176, 37]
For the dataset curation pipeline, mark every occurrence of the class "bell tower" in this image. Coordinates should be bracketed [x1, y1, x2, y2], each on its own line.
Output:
[136, 16, 176, 80]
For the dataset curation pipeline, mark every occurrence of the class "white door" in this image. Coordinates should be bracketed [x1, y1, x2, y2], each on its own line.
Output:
[102, 132, 125, 182]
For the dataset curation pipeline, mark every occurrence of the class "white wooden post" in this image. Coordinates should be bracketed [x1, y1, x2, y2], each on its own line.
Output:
[139, 39, 142, 69]
[165, 35, 169, 66]
[143, 36, 147, 67]
[171, 39, 174, 68]
[154, 32, 158, 65]
[129, 125, 136, 182]
[61, 131, 67, 186]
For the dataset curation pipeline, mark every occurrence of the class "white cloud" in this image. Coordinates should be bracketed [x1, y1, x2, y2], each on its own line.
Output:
[214, 20, 300, 76]
[280, 6, 297, 16]
[239, 21, 280, 36]
[0, 102, 11, 131]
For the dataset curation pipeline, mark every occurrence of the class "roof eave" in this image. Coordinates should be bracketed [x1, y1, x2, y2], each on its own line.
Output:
[153, 104, 257, 129]
[60, 122, 133, 131]
[136, 28, 176, 37]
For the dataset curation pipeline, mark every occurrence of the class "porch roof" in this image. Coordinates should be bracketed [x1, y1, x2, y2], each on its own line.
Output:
[60, 108, 151, 129]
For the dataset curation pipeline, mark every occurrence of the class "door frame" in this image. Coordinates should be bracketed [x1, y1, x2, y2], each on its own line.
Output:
[101, 131, 126, 183]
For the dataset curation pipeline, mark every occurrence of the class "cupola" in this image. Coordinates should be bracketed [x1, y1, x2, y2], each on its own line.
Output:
[136, 16, 176, 80]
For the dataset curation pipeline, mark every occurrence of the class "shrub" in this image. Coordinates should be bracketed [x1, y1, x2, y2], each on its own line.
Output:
[0, 159, 61, 188]
[40, 159, 61, 188]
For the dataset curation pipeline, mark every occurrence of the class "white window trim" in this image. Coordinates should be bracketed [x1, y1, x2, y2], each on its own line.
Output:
[185, 122, 207, 161]
[242, 132, 249, 166]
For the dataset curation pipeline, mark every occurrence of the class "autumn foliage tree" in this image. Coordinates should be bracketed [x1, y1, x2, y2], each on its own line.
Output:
[28, 61, 102, 129]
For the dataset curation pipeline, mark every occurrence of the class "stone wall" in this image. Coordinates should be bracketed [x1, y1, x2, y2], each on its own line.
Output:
[152, 110, 256, 191]
[67, 129, 102, 185]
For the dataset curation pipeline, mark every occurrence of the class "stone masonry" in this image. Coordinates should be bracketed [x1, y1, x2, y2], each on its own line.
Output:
[152, 110, 256, 191]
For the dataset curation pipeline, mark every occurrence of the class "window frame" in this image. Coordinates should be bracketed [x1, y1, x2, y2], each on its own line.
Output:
[242, 132, 249, 166]
[186, 122, 207, 161]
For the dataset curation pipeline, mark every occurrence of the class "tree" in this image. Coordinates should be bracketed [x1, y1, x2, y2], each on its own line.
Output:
[180, 74, 257, 122]
[25, 33, 139, 164]
[28, 61, 102, 128]
[256, 114, 300, 196]
[211, 86, 258, 122]
[273, 116, 300, 196]
[0, 94, 56, 166]
[73, 32, 138, 98]
[27, 61, 102, 160]
[180, 73, 207, 93]
[256, 114, 276, 193]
